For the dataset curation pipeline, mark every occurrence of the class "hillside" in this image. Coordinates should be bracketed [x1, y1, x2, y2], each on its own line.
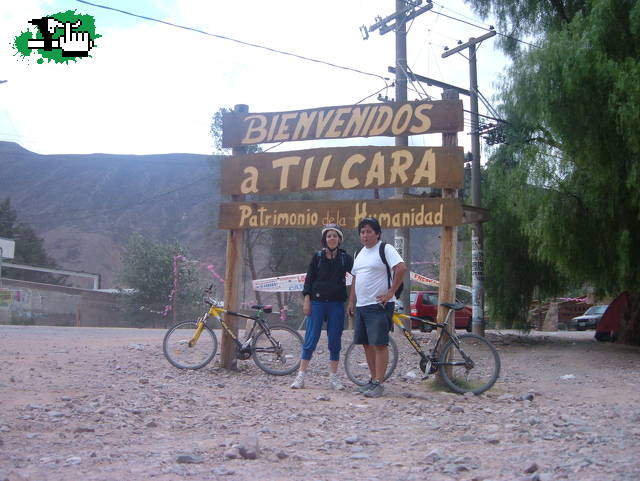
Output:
[0, 142, 443, 290]
[0, 142, 224, 288]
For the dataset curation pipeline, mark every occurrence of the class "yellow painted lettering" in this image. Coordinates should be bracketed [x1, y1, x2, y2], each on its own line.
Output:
[241, 115, 268, 144]
[391, 103, 412, 134]
[378, 213, 391, 226]
[272, 156, 301, 191]
[273, 112, 298, 141]
[316, 155, 336, 189]
[238, 205, 252, 227]
[412, 149, 436, 185]
[266, 114, 279, 142]
[369, 105, 393, 136]
[301, 156, 314, 189]
[240, 166, 259, 194]
[343, 106, 370, 137]
[341, 154, 365, 189]
[292, 111, 317, 140]
[389, 149, 412, 185]
[315, 109, 336, 137]
[354, 202, 369, 227]
[364, 151, 385, 187]
[360, 106, 379, 136]
[409, 103, 433, 134]
[434, 203, 443, 225]
[325, 107, 352, 138]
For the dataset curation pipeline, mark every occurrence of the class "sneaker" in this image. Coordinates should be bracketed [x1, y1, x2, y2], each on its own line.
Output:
[355, 380, 375, 394]
[329, 374, 344, 391]
[290, 372, 305, 389]
[363, 382, 384, 398]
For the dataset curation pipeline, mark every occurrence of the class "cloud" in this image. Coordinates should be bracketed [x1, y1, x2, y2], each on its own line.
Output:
[0, 0, 508, 156]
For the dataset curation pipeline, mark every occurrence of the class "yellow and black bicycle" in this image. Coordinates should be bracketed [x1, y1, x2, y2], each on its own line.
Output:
[344, 302, 500, 394]
[163, 285, 303, 375]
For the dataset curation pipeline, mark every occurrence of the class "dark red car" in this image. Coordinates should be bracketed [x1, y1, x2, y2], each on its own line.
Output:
[409, 291, 472, 331]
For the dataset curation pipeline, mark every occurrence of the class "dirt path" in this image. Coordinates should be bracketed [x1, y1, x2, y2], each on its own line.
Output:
[1, 325, 639, 481]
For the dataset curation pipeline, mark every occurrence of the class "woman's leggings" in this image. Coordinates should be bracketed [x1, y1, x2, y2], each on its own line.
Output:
[301, 300, 345, 362]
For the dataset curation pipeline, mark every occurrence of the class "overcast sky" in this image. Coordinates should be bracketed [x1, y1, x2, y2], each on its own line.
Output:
[0, 0, 508, 156]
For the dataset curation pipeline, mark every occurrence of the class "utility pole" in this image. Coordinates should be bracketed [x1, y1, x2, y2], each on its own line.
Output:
[394, 0, 410, 327]
[442, 30, 496, 336]
[362, 1, 433, 327]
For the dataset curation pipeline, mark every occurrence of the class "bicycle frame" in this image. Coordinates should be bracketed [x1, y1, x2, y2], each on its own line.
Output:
[190, 302, 268, 351]
[391, 307, 465, 369]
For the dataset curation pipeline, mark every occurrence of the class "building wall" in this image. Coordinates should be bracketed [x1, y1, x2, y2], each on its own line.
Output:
[0, 279, 130, 327]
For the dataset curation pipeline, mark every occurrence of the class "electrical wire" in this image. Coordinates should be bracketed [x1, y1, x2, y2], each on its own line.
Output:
[463, 109, 505, 124]
[432, 1, 494, 28]
[472, 87, 501, 120]
[354, 84, 390, 105]
[399, 64, 432, 100]
[428, 3, 540, 49]
[76, 0, 391, 86]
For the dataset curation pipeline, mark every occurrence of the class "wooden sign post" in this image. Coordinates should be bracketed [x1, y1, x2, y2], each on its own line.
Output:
[437, 90, 459, 380]
[220, 104, 247, 370]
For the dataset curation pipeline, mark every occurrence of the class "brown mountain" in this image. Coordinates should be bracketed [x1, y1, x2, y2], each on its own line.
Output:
[0, 142, 445, 290]
[0, 142, 224, 288]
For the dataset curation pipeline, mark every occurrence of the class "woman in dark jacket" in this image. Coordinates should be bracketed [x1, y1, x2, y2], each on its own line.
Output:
[291, 224, 353, 390]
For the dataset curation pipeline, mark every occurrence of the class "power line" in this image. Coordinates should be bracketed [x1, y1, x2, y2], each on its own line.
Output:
[428, 4, 540, 49]
[432, 1, 494, 29]
[76, 0, 391, 86]
[463, 109, 506, 124]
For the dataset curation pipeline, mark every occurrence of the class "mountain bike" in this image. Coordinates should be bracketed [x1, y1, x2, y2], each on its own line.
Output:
[163, 286, 303, 375]
[343, 302, 500, 394]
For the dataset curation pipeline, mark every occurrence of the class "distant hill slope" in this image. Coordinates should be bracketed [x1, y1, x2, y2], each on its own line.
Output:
[0, 142, 443, 290]
[0, 142, 223, 288]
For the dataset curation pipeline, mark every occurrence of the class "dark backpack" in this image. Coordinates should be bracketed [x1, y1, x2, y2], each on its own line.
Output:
[315, 248, 349, 271]
[355, 242, 404, 298]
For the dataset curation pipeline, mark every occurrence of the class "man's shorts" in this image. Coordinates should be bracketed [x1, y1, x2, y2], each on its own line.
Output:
[353, 302, 394, 346]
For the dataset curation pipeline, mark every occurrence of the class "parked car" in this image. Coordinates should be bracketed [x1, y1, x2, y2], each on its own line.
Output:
[570, 305, 608, 331]
[409, 291, 472, 332]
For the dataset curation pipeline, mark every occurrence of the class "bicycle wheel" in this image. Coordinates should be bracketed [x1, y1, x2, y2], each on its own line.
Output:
[163, 320, 218, 370]
[251, 325, 303, 375]
[343, 336, 399, 386]
[439, 333, 500, 395]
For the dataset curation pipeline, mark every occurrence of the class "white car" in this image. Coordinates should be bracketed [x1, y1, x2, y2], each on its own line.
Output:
[570, 305, 608, 330]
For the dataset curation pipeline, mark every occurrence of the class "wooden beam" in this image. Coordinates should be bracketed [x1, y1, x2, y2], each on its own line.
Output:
[221, 146, 464, 195]
[220, 104, 248, 370]
[222, 99, 464, 147]
[436, 90, 460, 381]
[218, 198, 464, 230]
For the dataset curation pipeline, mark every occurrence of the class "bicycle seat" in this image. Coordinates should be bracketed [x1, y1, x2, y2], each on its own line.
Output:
[251, 305, 273, 314]
[440, 302, 466, 311]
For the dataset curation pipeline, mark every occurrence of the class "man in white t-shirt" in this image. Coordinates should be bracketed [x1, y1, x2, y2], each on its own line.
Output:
[348, 217, 407, 398]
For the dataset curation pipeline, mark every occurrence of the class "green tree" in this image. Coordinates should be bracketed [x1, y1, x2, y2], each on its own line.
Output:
[0, 198, 63, 284]
[119, 233, 201, 326]
[468, 0, 640, 341]
[210, 107, 262, 155]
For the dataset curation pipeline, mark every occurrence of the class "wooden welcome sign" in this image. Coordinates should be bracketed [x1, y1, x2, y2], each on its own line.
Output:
[219, 96, 467, 367]
[222, 99, 463, 147]
[221, 146, 464, 195]
[219, 198, 463, 229]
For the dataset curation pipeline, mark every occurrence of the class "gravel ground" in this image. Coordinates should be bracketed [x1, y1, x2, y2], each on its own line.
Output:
[1, 325, 639, 481]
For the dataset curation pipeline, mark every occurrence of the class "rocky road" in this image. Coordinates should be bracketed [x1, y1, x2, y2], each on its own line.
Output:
[1, 325, 639, 481]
